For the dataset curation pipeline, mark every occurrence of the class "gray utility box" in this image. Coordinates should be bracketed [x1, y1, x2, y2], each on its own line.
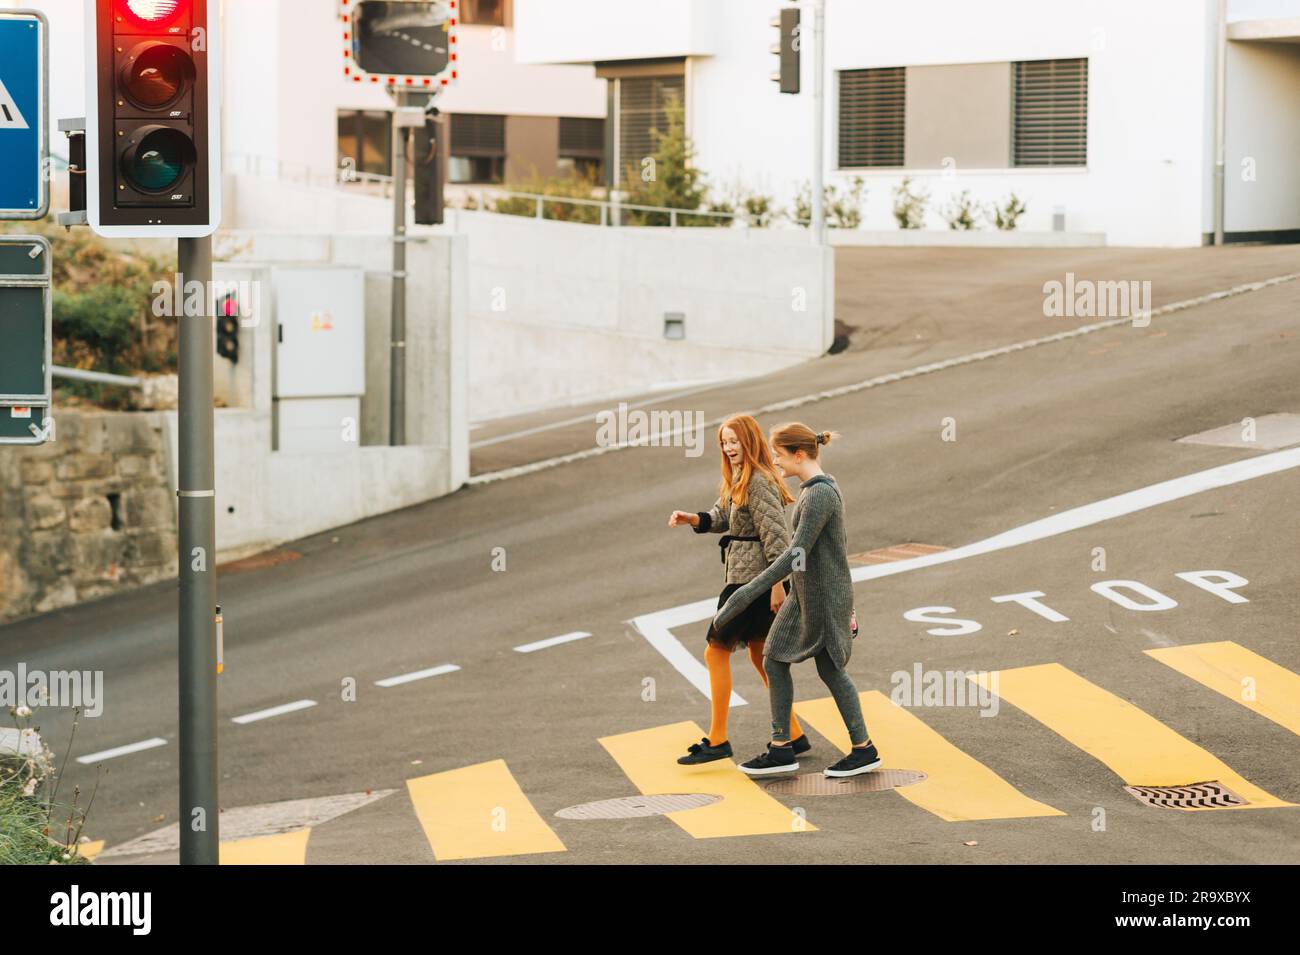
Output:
[273, 267, 365, 453]
[211, 263, 366, 453]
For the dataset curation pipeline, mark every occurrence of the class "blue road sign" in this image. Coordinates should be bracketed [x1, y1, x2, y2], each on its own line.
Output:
[0, 11, 48, 220]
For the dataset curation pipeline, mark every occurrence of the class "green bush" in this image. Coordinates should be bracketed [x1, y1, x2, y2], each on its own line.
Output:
[942, 189, 982, 230]
[622, 93, 721, 227]
[495, 168, 604, 224]
[0, 707, 95, 866]
[892, 177, 931, 229]
[791, 177, 867, 229]
[989, 193, 1027, 231]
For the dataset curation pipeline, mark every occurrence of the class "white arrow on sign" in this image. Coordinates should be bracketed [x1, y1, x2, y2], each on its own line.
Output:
[0, 76, 30, 130]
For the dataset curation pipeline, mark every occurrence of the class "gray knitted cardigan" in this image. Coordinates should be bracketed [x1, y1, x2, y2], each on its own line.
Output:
[712, 474, 854, 666]
[693, 471, 792, 585]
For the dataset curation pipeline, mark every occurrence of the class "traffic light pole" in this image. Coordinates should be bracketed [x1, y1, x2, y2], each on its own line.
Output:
[177, 235, 220, 865]
[810, 0, 826, 245]
[390, 105, 410, 447]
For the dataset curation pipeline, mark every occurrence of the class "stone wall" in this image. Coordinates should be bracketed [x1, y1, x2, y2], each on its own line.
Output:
[0, 411, 177, 623]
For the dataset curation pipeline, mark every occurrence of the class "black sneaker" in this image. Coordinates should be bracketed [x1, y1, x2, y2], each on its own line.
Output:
[677, 737, 733, 765]
[738, 742, 799, 776]
[790, 734, 812, 756]
[824, 742, 882, 777]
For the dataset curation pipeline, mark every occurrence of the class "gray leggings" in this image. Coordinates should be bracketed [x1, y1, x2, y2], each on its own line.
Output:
[765, 649, 869, 746]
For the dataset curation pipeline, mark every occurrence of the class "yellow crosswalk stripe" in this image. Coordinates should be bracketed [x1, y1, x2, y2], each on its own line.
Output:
[406, 759, 566, 861]
[971, 664, 1294, 810]
[599, 721, 816, 838]
[794, 692, 1065, 822]
[219, 829, 311, 865]
[1146, 641, 1300, 736]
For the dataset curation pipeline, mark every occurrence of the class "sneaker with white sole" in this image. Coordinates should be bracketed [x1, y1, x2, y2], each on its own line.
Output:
[824, 742, 882, 777]
[738, 742, 799, 776]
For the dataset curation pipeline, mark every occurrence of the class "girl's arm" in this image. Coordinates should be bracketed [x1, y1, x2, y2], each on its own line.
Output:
[692, 497, 729, 535]
[712, 484, 837, 629]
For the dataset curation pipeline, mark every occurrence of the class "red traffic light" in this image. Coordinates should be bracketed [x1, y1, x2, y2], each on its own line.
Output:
[119, 0, 186, 28]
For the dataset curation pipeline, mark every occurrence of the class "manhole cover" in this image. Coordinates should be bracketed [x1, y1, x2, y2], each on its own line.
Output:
[555, 794, 722, 820]
[761, 769, 927, 796]
[1124, 781, 1248, 810]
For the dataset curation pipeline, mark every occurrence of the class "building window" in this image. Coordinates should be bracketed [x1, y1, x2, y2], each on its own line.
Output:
[337, 110, 393, 178]
[449, 113, 506, 184]
[558, 117, 604, 180]
[1012, 58, 1088, 167]
[462, 0, 509, 27]
[617, 75, 685, 187]
[838, 67, 905, 168]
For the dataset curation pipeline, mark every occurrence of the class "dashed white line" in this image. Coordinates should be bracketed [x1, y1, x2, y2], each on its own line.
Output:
[631, 445, 1300, 701]
[514, 631, 592, 653]
[76, 737, 168, 765]
[374, 664, 461, 687]
[231, 700, 318, 724]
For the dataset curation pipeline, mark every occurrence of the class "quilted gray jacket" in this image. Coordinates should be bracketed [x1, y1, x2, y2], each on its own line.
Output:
[713, 474, 854, 666]
[693, 471, 792, 585]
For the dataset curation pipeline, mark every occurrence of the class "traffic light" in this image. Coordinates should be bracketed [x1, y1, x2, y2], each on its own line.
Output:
[85, 0, 221, 238]
[413, 111, 444, 226]
[215, 293, 238, 363]
[771, 7, 801, 94]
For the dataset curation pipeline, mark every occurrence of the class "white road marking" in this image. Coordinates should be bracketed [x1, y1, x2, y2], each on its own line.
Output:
[514, 631, 592, 653]
[631, 445, 1300, 699]
[631, 597, 746, 707]
[76, 737, 168, 764]
[374, 664, 460, 687]
[232, 700, 318, 724]
[469, 272, 1300, 486]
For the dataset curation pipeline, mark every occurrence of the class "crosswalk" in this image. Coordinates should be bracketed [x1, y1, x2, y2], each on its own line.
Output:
[90, 641, 1298, 863]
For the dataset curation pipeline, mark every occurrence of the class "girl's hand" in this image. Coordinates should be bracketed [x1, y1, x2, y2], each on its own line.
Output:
[668, 510, 699, 528]
[770, 584, 786, 614]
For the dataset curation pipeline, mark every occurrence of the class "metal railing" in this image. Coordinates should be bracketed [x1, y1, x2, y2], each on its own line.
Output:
[225, 153, 812, 230]
[53, 366, 143, 389]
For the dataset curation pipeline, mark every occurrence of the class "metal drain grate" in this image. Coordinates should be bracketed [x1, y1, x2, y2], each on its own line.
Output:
[555, 794, 722, 820]
[1124, 781, 1248, 810]
[761, 769, 927, 796]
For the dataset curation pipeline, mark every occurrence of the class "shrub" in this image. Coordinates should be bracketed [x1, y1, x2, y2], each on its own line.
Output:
[892, 177, 930, 229]
[622, 93, 716, 226]
[0, 706, 96, 866]
[791, 177, 867, 229]
[988, 193, 1027, 231]
[495, 167, 604, 224]
[942, 190, 982, 230]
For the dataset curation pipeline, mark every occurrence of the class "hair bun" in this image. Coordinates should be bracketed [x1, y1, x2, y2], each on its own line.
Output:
[817, 431, 831, 446]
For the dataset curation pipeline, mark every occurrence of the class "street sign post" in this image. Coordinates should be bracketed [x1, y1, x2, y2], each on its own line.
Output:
[0, 236, 53, 446]
[0, 10, 49, 220]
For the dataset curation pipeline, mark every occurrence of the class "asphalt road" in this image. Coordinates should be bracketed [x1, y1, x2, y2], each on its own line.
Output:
[3, 245, 1298, 865]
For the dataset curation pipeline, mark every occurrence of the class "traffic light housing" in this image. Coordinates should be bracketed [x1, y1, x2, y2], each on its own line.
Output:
[215, 293, 238, 363]
[85, 0, 221, 238]
[771, 7, 801, 94]
[413, 112, 445, 226]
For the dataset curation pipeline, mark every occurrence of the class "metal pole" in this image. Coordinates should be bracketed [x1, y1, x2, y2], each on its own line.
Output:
[390, 115, 408, 446]
[177, 236, 219, 866]
[811, 0, 826, 245]
[1212, 0, 1227, 246]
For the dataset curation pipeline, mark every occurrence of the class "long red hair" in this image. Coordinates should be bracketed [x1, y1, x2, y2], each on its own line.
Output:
[718, 414, 795, 507]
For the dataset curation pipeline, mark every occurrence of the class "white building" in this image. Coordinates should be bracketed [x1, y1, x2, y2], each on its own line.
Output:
[515, 0, 1300, 246]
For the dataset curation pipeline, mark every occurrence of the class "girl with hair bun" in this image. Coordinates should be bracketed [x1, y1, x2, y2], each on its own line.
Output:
[713, 422, 882, 778]
[667, 414, 811, 765]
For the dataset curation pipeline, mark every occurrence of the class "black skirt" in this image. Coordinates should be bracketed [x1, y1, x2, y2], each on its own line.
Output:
[706, 580, 791, 652]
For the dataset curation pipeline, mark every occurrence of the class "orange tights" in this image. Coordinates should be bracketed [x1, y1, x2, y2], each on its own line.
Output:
[705, 642, 804, 746]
